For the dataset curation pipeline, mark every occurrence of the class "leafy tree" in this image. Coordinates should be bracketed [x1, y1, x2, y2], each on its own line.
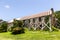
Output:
[55, 11, 60, 20]
[12, 19, 24, 34]
[54, 11, 60, 29]
[0, 21, 8, 32]
[13, 19, 23, 27]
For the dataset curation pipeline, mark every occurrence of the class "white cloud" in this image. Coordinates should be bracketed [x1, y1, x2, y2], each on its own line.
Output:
[4, 5, 10, 8]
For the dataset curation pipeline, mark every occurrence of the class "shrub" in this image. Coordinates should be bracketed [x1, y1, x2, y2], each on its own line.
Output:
[0, 21, 8, 32]
[52, 26, 60, 31]
[11, 19, 25, 34]
[12, 27, 24, 35]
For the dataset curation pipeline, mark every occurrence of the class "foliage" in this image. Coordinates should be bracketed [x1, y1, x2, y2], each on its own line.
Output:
[54, 11, 60, 29]
[45, 16, 49, 23]
[12, 27, 24, 34]
[11, 19, 24, 34]
[55, 11, 60, 20]
[0, 21, 8, 32]
[13, 19, 23, 27]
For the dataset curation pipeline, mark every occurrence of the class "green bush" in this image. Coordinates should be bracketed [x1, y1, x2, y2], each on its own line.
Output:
[12, 27, 24, 35]
[0, 21, 8, 32]
[11, 19, 25, 34]
[52, 26, 60, 31]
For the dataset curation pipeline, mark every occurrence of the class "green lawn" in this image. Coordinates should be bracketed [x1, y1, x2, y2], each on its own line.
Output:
[0, 31, 60, 40]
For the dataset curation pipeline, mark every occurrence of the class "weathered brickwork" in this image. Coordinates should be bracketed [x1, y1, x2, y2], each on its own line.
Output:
[8, 8, 54, 31]
[20, 8, 54, 31]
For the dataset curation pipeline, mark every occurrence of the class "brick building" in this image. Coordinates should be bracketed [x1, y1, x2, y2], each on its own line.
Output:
[20, 8, 54, 31]
[8, 8, 54, 31]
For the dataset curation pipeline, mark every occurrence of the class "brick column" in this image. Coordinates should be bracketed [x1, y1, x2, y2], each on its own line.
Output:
[28, 18, 33, 30]
[49, 15, 52, 31]
[41, 17, 45, 30]
[34, 18, 39, 30]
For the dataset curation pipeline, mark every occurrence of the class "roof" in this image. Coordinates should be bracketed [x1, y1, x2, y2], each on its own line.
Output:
[20, 10, 52, 20]
[8, 19, 13, 23]
[8, 18, 21, 23]
[8, 9, 53, 23]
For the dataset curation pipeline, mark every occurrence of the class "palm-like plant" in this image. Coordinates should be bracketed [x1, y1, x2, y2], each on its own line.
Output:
[12, 19, 24, 34]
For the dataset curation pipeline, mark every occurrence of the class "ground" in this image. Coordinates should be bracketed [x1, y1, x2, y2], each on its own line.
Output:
[0, 31, 60, 40]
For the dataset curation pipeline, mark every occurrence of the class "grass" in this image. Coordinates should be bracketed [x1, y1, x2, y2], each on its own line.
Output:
[0, 31, 60, 40]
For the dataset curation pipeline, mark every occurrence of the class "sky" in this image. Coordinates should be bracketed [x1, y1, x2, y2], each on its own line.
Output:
[0, 0, 60, 21]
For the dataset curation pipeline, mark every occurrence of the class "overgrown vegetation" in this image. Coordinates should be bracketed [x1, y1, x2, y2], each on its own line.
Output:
[54, 11, 60, 29]
[11, 19, 25, 34]
[0, 10, 60, 40]
[0, 11, 60, 34]
[0, 21, 8, 32]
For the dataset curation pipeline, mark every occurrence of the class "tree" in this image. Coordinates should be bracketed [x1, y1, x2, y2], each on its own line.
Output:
[0, 21, 8, 32]
[54, 11, 60, 29]
[12, 19, 24, 34]
[55, 11, 60, 20]
[13, 19, 23, 27]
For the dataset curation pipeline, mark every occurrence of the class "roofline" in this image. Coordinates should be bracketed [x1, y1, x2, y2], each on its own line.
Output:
[20, 8, 54, 20]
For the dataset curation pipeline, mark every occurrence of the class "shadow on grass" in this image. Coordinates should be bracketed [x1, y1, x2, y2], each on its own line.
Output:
[11, 30, 25, 35]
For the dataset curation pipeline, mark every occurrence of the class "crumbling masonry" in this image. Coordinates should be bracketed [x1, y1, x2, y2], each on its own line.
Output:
[20, 8, 55, 31]
[8, 8, 55, 31]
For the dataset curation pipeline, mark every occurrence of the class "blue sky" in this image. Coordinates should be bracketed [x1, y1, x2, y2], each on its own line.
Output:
[0, 0, 60, 21]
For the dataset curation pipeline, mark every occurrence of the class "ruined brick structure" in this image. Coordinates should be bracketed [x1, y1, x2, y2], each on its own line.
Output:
[20, 8, 54, 31]
[8, 8, 55, 31]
